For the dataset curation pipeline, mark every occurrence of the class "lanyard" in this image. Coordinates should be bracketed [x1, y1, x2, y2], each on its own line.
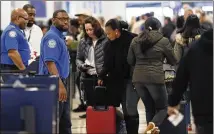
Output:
[27, 29, 32, 42]
[23, 29, 32, 42]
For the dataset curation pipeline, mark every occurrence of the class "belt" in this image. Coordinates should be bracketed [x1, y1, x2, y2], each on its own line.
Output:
[0, 64, 19, 70]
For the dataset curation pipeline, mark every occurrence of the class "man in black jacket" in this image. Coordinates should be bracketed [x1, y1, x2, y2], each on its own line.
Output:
[168, 29, 213, 134]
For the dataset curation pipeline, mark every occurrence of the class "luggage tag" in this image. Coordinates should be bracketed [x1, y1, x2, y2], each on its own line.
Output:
[168, 109, 184, 126]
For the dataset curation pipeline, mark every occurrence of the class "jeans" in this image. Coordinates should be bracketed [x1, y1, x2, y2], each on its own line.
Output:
[126, 80, 140, 116]
[124, 80, 140, 134]
[59, 79, 72, 134]
[134, 83, 168, 126]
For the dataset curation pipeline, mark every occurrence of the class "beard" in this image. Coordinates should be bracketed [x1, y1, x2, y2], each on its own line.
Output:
[56, 26, 68, 32]
[27, 22, 34, 27]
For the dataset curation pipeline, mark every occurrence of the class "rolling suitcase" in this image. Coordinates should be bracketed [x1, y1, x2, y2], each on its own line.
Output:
[86, 106, 116, 134]
[86, 86, 116, 134]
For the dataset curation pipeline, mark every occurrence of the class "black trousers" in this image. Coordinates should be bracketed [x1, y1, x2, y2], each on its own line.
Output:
[59, 78, 72, 134]
[196, 123, 213, 134]
[1, 64, 20, 82]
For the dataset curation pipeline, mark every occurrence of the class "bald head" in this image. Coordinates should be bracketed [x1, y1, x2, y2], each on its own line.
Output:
[11, 8, 28, 29]
[11, 8, 27, 21]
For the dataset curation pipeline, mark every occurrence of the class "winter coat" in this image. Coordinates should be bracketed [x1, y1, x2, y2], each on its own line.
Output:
[76, 34, 109, 75]
[127, 30, 177, 84]
[174, 33, 201, 63]
[99, 30, 137, 106]
[168, 29, 213, 126]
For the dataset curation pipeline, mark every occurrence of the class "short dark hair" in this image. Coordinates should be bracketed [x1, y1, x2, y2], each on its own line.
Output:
[83, 16, 104, 39]
[23, 4, 35, 11]
[53, 10, 67, 18]
[176, 15, 184, 29]
[164, 17, 171, 22]
[105, 19, 129, 32]
[70, 19, 80, 28]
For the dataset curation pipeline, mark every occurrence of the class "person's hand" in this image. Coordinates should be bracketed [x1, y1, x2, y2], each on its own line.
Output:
[66, 38, 72, 46]
[20, 66, 26, 71]
[59, 85, 67, 102]
[97, 79, 103, 86]
[167, 105, 180, 116]
[79, 64, 88, 72]
[151, 127, 160, 134]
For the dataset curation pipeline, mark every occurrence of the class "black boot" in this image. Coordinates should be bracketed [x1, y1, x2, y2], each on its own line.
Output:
[124, 115, 139, 134]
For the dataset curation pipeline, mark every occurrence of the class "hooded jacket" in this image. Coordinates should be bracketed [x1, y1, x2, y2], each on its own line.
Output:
[168, 29, 213, 125]
[127, 30, 177, 84]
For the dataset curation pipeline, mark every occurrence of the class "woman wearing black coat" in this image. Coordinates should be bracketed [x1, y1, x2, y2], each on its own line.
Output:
[98, 19, 138, 134]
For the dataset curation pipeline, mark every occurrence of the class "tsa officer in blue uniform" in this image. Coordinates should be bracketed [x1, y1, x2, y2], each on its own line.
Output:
[39, 10, 71, 134]
[1, 8, 30, 70]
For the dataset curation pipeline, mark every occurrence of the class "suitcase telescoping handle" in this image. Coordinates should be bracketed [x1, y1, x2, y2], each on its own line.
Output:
[93, 86, 109, 111]
[164, 69, 176, 73]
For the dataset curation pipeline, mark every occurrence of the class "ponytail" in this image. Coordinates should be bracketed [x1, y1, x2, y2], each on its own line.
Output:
[140, 30, 152, 54]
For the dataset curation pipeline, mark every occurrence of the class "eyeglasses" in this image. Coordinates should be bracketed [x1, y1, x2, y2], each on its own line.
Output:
[19, 16, 28, 21]
[54, 17, 70, 22]
[19, 16, 28, 20]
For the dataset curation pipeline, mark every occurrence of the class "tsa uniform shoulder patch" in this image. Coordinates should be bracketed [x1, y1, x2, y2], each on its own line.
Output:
[9, 31, 17, 38]
[48, 39, 56, 48]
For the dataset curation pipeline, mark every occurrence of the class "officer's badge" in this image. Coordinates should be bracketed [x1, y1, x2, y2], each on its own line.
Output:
[9, 31, 17, 38]
[48, 39, 56, 48]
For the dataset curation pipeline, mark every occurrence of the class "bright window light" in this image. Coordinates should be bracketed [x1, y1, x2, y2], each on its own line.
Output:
[163, 7, 173, 18]
[178, 9, 184, 16]
[202, 6, 213, 11]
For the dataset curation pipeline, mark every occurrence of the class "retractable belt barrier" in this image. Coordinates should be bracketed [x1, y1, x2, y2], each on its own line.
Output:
[0, 75, 59, 134]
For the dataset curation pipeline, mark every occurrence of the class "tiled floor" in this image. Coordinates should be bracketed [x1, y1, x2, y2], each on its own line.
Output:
[71, 96, 196, 134]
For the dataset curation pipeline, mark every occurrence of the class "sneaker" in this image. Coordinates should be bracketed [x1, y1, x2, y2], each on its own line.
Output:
[72, 104, 86, 112]
[79, 113, 86, 118]
[188, 124, 192, 131]
[144, 122, 155, 134]
[151, 127, 160, 134]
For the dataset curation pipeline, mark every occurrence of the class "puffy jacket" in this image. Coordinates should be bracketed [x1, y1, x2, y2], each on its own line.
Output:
[76, 34, 109, 74]
[127, 30, 177, 84]
[174, 33, 201, 63]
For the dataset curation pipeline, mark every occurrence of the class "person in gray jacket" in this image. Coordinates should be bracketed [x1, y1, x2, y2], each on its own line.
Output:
[127, 17, 177, 134]
[76, 16, 109, 111]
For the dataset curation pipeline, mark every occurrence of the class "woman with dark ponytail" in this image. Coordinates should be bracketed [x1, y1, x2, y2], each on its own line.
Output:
[98, 19, 138, 134]
[127, 17, 177, 134]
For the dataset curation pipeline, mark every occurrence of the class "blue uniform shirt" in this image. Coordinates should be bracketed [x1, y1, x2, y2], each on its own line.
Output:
[1, 22, 30, 66]
[39, 26, 70, 79]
